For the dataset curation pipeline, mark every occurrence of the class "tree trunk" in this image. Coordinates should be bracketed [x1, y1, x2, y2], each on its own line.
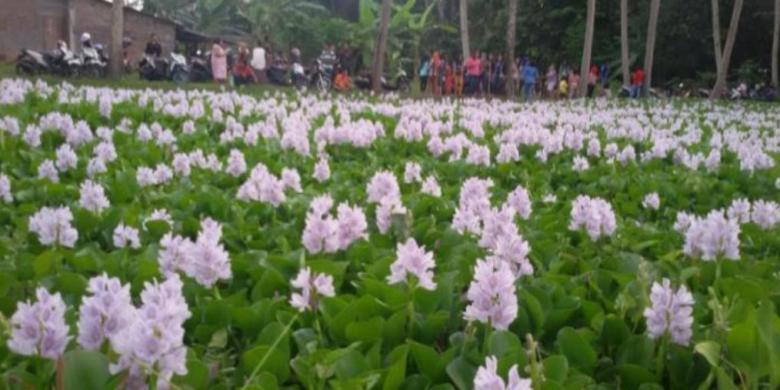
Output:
[642, 0, 660, 96]
[773, 0, 779, 87]
[372, 0, 392, 93]
[711, 0, 722, 77]
[459, 0, 470, 59]
[620, 0, 630, 86]
[110, 0, 124, 79]
[437, 0, 445, 21]
[579, 0, 596, 97]
[710, 0, 743, 99]
[506, 0, 518, 97]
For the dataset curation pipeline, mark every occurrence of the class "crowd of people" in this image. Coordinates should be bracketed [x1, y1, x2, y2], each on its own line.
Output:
[419, 50, 649, 100]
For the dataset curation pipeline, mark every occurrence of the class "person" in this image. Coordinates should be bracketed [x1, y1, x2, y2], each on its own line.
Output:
[522, 60, 538, 102]
[145, 34, 162, 58]
[319, 43, 337, 80]
[599, 63, 609, 92]
[454, 62, 464, 97]
[509, 59, 519, 95]
[558, 77, 569, 99]
[251, 41, 266, 83]
[211, 39, 228, 87]
[479, 52, 489, 96]
[545, 64, 558, 98]
[587, 64, 599, 98]
[568, 70, 580, 99]
[444, 60, 454, 95]
[491, 54, 505, 94]
[429, 51, 441, 96]
[233, 43, 255, 86]
[333, 68, 352, 92]
[418, 54, 430, 93]
[631, 67, 645, 98]
[464, 52, 481, 95]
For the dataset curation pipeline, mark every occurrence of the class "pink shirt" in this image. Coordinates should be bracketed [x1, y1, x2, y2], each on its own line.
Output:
[465, 57, 481, 76]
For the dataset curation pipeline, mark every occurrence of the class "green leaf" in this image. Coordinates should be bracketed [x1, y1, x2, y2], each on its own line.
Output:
[383, 345, 409, 390]
[446, 357, 477, 390]
[63, 350, 111, 390]
[543, 355, 569, 383]
[694, 341, 721, 368]
[556, 327, 597, 371]
[487, 330, 522, 358]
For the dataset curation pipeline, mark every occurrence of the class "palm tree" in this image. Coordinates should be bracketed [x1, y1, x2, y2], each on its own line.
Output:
[711, 0, 722, 77]
[710, 0, 744, 99]
[459, 0, 470, 59]
[110, 0, 124, 79]
[372, 0, 393, 92]
[506, 0, 518, 97]
[642, 0, 660, 97]
[773, 0, 779, 87]
[620, 0, 630, 86]
[579, 0, 596, 97]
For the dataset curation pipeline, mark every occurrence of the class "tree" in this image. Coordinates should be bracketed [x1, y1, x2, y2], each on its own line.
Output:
[711, 0, 722, 77]
[773, 0, 779, 87]
[459, 0, 470, 59]
[620, 0, 630, 86]
[372, 0, 393, 92]
[505, 0, 518, 97]
[579, 0, 596, 97]
[642, 0, 660, 96]
[110, 0, 124, 79]
[710, 0, 743, 99]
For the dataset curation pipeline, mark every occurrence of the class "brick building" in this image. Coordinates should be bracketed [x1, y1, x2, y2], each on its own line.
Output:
[0, 0, 177, 62]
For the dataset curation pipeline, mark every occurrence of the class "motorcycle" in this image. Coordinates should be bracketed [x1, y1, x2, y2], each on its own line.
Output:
[189, 51, 212, 83]
[169, 53, 189, 83]
[354, 69, 410, 93]
[291, 62, 307, 89]
[139, 55, 169, 81]
[308, 59, 331, 92]
[80, 45, 107, 78]
[267, 63, 291, 86]
[16, 43, 81, 77]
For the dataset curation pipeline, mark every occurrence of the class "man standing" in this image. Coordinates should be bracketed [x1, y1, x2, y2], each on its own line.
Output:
[522, 60, 539, 102]
[145, 33, 162, 57]
[631, 67, 645, 98]
[464, 52, 480, 95]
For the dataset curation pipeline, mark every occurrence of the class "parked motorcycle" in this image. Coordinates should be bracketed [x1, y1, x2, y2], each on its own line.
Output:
[308, 59, 331, 92]
[188, 51, 212, 83]
[80, 45, 107, 78]
[139, 53, 189, 82]
[16, 42, 81, 77]
[354, 69, 410, 93]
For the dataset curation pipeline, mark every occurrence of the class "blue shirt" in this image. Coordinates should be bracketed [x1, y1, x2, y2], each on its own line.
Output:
[522, 66, 538, 84]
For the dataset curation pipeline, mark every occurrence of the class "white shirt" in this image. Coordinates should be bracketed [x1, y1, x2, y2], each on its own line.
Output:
[251, 47, 266, 70]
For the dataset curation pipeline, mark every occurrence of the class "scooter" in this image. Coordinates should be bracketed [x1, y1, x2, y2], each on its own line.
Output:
[139, 54, 169, 81]
[16, 42, 81, 77]
[189, 51, 212, 82]
[169, 53, 189, 83]
[81, 45, 107, 78]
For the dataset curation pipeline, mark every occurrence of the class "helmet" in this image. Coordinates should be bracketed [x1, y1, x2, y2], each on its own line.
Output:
[80, 32, 91, 43]
[291, 48, 300, 57]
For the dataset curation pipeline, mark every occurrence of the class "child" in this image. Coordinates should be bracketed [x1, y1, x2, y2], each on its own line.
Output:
[444, 62, 454, 95]
[558, 77, 568, 99]
[454, 64, 464, 97]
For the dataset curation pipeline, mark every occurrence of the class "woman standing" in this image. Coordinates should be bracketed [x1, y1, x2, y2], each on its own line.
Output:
[429, 51, 441, 96]
[211, 39, 228, 87]
[545, 65, 558, 98]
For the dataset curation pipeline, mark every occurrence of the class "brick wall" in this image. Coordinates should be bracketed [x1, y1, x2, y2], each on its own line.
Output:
[0, 0, 176, 64]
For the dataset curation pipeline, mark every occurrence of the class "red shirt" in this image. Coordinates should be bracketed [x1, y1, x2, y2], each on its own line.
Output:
[632, 70, 645, 86]
[465, 57, 481, 76]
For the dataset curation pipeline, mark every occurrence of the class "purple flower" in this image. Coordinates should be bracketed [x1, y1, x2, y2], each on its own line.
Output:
[403, 162, 422, 184]
[474, 356, 532, 390]
[569, 195, 617, 241]
[0, 173, 12, 203]
[683, 210, 740, 261]
[642, 193, 660, 210]
[504, 185, 532, 220]
[225, 149, 247, 177]
[643, 278, 694, 346]
[388, 238, 437, 291]
[38, 159, 59, 183]
[751, 200, 779, 230]
[281, 168, 303, 193]
[367, 171, 401, 204]
[29, 206, 78, 247]
[421, 176, 441, 197]
[55, 144, 78, 172]
[79, 179, 110, 214]
[726, 198, 751, 224]
[290, 267, 335, 312]
[313, 157, 331, 183]
[464, 258, 517, 330]
[77, 274, 134, 350]
[113, 224, 141, 249]
[8, 288, 70, 360]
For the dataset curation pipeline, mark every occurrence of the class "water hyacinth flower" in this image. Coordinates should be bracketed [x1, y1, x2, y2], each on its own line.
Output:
[474, 356, 532, 390]
[301, 195, 368, 254]
[421, 176, 442, 197]
[367, 170, 401, 204]
[29, 206, 78, 247]
[181, 218, 232, 287]
[77, 274, 134, 350]
[643, 278, 694, 346]
[79, 180, 110, 214]
[464, 258, 517, 330]
[237, 163, 286, 206]
[0, 173, 12, 203]
[281, 168, 303, 192]
[313, 157, 331, 183]
[572, 155, 590, 172]
[7, 288, 70, 360]
[146, 208, 174, 227]
[38, 159, 59, 183]
[726, 198, 751, 224]
[683, 210, 740, 261]
[404, 162, 423, 184]
[55, 144, 78, 172]
[387, 238, 437, 290]
[642, 193, 660, 210]
[225, 149, 247, 177]
[289, 267, 335, 312]
[750, 200, 779, 230]
[111, 274, 191, 390]
[569, 195, 617, 241]
[505, 185, 532, 220]
[113, 224, 141, 249]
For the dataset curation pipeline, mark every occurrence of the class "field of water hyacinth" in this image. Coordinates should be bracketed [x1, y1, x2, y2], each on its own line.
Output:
[0, 77, 779, 390]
